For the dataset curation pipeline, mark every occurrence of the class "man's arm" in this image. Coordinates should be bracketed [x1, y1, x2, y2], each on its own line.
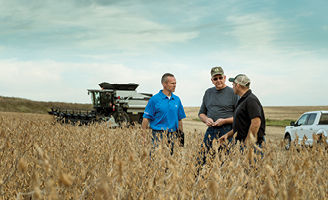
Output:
[198, 92, 214, 126]
[141, 118, 149, 130]
[246, 117, 261, 144]
[141, 118, 150, 145]
[218, 129, 234, 143]
[213, 117, 233, 126]
[178, 120, 183, 132]
[199, 113, 214, 126]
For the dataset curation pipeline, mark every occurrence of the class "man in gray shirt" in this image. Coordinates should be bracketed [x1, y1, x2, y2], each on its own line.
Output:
[197, 66, 239, 169]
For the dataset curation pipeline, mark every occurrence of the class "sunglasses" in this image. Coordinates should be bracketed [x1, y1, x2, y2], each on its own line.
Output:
[213, 77, 224, 81]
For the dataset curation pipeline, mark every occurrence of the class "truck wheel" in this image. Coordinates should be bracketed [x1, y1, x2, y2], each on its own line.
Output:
[113, 111, 130, 127]
[284, 134, 291, 150]
[317, 134, 323, 144]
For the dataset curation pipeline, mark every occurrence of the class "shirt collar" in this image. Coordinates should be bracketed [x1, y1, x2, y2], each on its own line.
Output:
[159, 90, 175, 99]
[241, 89, 252, 98]
[238, 89, 252, 104]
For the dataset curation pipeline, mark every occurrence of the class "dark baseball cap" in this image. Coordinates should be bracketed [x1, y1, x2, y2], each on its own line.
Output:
[211, 66, 224, 77]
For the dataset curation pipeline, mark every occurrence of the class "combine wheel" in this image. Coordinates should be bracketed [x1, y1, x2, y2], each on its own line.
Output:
[113, 111, 130, 127]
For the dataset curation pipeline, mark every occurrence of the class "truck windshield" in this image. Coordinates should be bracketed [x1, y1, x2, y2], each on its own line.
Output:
[319, 113, 328, 125]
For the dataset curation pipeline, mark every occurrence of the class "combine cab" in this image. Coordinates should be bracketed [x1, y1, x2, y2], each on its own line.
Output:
[48, 82, 152, 126]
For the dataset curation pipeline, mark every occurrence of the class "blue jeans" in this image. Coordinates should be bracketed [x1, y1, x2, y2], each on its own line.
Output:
[198, 124, 232, 166]
[151, 130, 176, 155]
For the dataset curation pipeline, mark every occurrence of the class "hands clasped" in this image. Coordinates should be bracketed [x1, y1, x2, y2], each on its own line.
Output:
[206, 118, 225, 127]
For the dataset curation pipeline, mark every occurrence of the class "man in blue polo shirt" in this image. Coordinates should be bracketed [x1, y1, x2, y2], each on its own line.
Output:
[142, 73, 186, 154]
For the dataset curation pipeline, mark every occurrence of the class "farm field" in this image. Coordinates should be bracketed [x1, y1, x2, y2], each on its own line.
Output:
[0, 106, 328, 199]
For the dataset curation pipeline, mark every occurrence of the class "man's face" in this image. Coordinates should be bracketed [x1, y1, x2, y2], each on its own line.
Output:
[232, 82, 237, 94]
[211, 74, 226, 90]
[163, 76, 176, 93]
[232, 82, 242, 95]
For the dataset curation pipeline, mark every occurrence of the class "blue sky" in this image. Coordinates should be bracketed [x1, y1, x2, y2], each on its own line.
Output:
[0, 0, 327, 106]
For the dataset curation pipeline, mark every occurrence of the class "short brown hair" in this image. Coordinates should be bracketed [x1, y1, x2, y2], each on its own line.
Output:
[161, 73, 174, 84]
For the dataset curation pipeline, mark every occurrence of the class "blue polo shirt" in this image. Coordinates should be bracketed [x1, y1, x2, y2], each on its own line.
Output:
[143, 90, 186, 132]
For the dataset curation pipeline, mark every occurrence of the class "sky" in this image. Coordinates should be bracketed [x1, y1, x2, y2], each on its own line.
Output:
[0, 0, 327, 106]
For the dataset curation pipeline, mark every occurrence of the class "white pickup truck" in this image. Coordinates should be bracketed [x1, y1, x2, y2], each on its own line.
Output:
[284, 110, 328, 149]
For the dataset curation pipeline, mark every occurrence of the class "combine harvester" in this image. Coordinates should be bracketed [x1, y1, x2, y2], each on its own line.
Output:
[48, 82, 152, 127]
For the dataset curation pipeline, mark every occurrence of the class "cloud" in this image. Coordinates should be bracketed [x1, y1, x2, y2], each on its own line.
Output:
[1, 0, 327, 107]
[207, 46, 328, 106]
[0, 1, 198, 51]
[196, 12, 328, 106]
[0, 59, 62, 83]
[0, 59, 213, 106]
[226, 13, 284, 51]
[1, 48, 327, 106]
[323, 25, 328, 31]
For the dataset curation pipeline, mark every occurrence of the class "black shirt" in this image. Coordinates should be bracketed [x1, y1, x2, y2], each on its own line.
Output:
[233, 90, 265, 143]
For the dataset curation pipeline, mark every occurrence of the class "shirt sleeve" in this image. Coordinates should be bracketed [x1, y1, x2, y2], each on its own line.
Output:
[178, 99, 186, 120]
[143, 98, 155, 120]
[198, 91, 207, 115]
[246, 98, 261, 119]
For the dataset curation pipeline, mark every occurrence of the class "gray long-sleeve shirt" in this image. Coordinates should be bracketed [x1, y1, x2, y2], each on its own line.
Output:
[199, 86, 239, 121]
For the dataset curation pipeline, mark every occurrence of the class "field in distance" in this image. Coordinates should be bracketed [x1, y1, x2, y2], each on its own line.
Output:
[1, 95, 327, 121]
[1, 95, 327, 141]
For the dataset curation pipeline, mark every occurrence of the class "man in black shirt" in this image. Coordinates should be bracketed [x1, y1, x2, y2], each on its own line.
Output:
[219, 74, 265, 146]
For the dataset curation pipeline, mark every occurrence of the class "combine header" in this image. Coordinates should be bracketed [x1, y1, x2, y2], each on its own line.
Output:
[48, 82, 152, 126]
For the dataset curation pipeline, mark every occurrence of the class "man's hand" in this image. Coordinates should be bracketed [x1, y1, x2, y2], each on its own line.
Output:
[218, 130, 234, 145]
[199, 114, 215, 127]
[205, 118, 214, 126]
[218, 134, 228, 144]
[213, 118, 225, 126]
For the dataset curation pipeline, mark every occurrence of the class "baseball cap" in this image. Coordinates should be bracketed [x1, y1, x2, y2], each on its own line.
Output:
[228, 74, 250, 87]
[211, 66, 224, 77]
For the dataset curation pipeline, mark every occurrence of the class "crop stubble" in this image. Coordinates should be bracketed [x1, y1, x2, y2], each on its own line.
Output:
[0, 109, 327, 199]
